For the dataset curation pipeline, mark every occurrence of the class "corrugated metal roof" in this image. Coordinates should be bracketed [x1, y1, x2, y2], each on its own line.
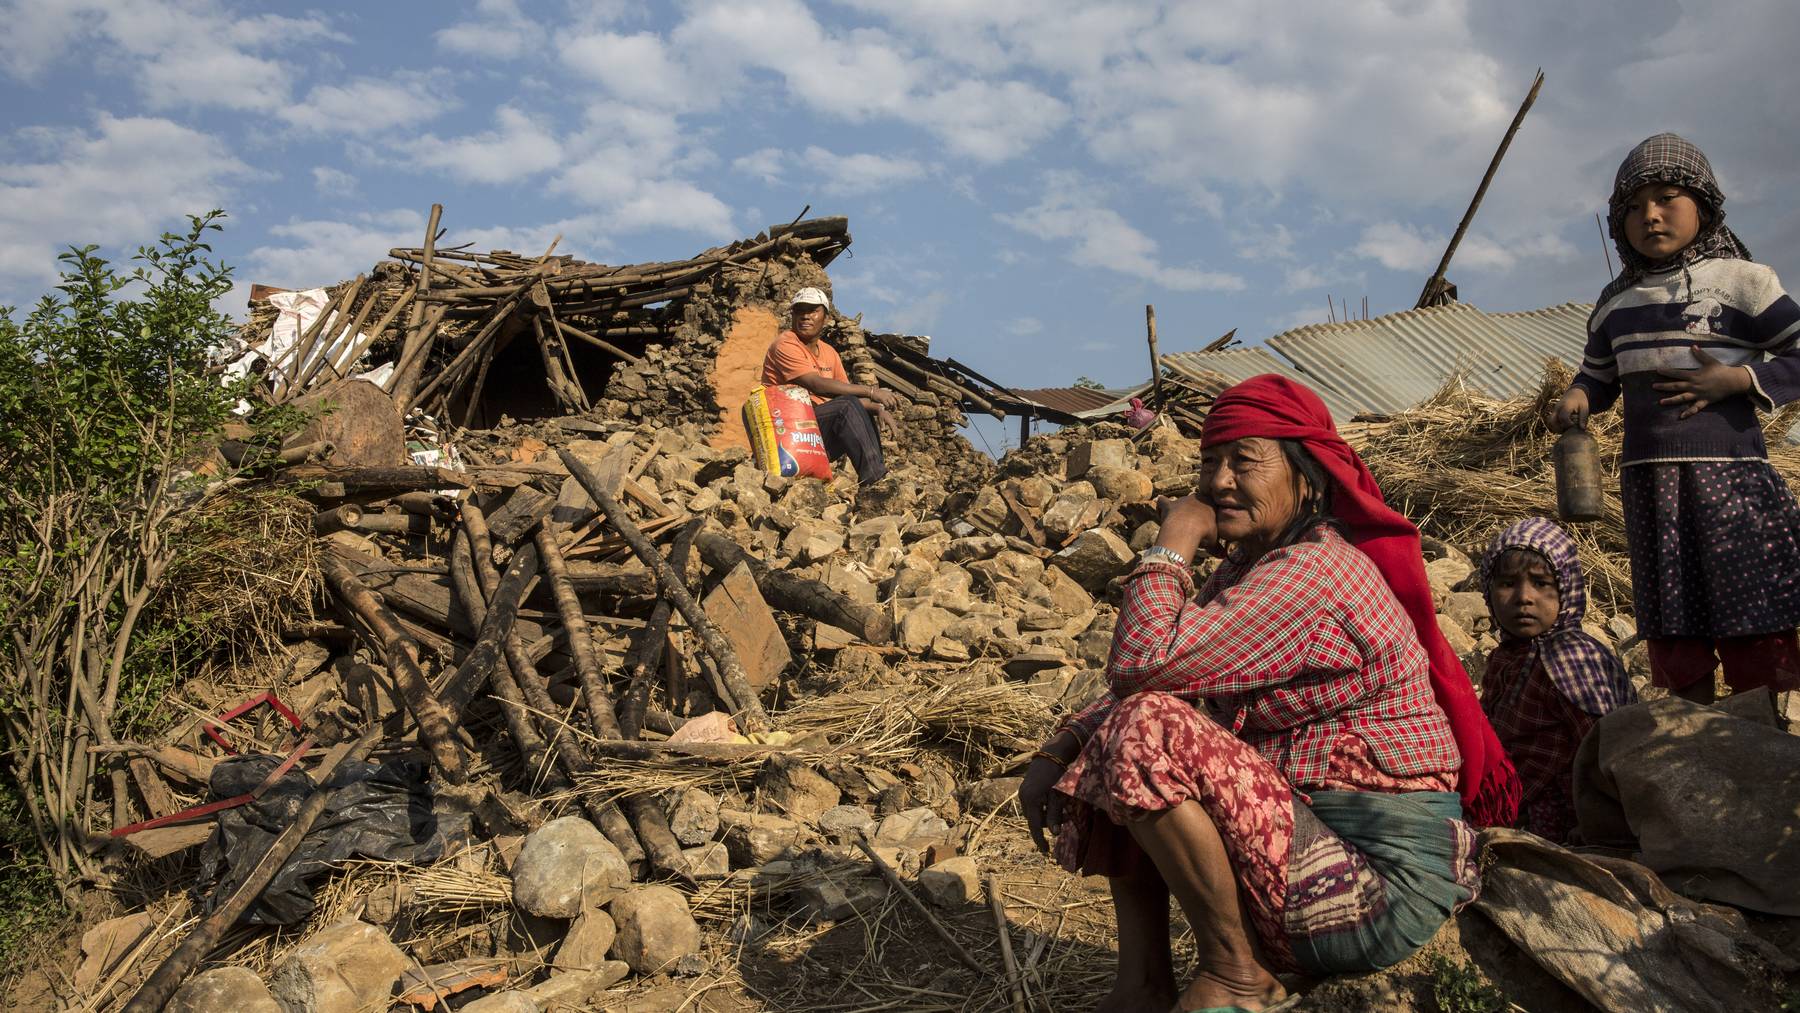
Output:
[1264, 301, 1592, 414]
[1160, 346, 1369, 423]
[1012, 386, 1137, 420]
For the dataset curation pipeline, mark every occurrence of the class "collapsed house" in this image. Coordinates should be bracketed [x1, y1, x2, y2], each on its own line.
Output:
[30, 209, 1800, 1013]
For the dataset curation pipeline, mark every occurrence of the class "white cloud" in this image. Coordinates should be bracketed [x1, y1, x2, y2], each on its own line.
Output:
[0, 2, 341, 111]
[400, 107, 563, 185]
[902, 79, 1066, 162]
[998, 174, 1245, 292]
[560, 30, 699, 109]
[281, 74, 454, 136]
[733, 147, 786, 184]
[435, 0, 545, 60]
[0, 115, 252, 287]
[311, 166, 357, 195]
[239, 209, 426, 292]
[800, 146, 928, 195]
[1354, 222, 1443, 273]
[1009, 317, 1043, 336]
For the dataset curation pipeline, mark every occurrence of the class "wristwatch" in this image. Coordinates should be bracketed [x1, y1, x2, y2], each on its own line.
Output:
[1139, 545, 1189, 568]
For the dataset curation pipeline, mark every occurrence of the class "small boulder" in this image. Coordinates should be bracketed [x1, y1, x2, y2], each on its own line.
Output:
[667, 788, 720, 846]
[525, 964, 631, 1008]
[609, 885, 701, 975]
[677, 842, 730, 877]
[917, 856, 981, 908]
[460, 993, 540, 1013]
[899, 605, 956, 653]
[960, 777, 1024, 814]
[1087, 465, 1153, 504]
[1038, 566, 1095, 617]
[1053, 529, 1134, 592]
[168, 966, 279, 1013]
[510, 816, 631, 918]
[797, 872, 890, 920]
[554, 906, 616, 972]
[1426, 556, 1474, 598]
[269, 920, 408, 1013]
[818, 804, 876, 843]
[719, 808, 806, 866]
[875, 806, 951, 846]
[758, 754, 842, 823]
[1436, 613, 1478, 657]
[1128, 520, 1161, 552]
[1440, 591, 1491, 636]
[1067, 439, 1132, 478]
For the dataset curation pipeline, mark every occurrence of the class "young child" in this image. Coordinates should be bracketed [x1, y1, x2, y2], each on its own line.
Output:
[1553, 133, 1800, 703]
[1479, 518, 1635, 844]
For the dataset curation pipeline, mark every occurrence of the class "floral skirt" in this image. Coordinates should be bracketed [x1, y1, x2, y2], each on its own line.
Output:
[1051, 692, 1478, 975]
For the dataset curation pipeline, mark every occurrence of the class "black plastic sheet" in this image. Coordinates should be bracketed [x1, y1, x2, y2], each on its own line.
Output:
[194, 754, 469, 925]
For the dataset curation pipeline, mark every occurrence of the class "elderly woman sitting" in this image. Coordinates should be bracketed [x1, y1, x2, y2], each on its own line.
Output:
[1020, 376, 1518, 1013]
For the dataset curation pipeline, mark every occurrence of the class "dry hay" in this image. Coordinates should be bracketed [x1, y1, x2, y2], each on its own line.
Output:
[152, 483, 320, 660]
[780, 665, 1055, 771]
[1346, 361, 1800, 617]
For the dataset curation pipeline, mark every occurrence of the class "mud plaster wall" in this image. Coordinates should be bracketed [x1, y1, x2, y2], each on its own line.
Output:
[708, 305, 782, 452]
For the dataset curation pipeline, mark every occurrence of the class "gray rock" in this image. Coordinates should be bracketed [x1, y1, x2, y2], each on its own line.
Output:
[677, 842, 730, 877]
[1128, 520, 1161, 552]
[942, 535, 1008, 564]
[1067, 439, 1132, 478]
[917, 856, 981, 908]
[460, 993, 541, 1013]
[609, 885, 701, 975]
[798, 871, 890, 920]
[1053, 529, 1134, 592]
[719, 808, 806, 866]
[756, 761, 840, 821]
[1426, 556, 1474, 598]
[554, 906, 616, 972]
[817, 804, 876, 843]
[1040, 483, 1100, 538]
[875, 806, 951, 846]
[667, 788, 720, 846]
[1437, 613, 1477, 657]
[960, 777, 1023, 814]
[1038, 566, 1095, 617]
[1087, 465, 1153, 504]
[269, 919, 408, 1013]
[168, 966, 278, 1013]
[899, 604, 955, 652]
[1440, 591, 1491, 635]
[524, 963, 631, 1008]
[511, 816, 631, 918]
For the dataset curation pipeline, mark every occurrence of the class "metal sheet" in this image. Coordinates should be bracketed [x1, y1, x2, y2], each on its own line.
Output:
[1265, 302, 1592, 414]
[1010, 386, 1137, 420]
[1160, 346, 1370, 423]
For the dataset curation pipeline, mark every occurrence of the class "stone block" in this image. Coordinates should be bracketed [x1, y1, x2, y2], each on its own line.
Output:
[269, 920, 408, 1013]
[510, 816, 631, 918]
[609, 885, 700, 975]
[1052, 529, 1134, 592]
[917, 856, 980, 908]
[1067, 439, 1132, 479]
[701, 562, 792, 691]
[168, 966, 279, 1013]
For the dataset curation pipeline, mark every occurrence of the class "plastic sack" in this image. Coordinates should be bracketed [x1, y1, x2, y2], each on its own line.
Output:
[194, 754, 470, 926]
[741, 384, 833, 480]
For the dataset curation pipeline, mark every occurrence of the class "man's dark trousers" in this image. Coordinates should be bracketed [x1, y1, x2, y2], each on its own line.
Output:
[812, 396, 887, 485]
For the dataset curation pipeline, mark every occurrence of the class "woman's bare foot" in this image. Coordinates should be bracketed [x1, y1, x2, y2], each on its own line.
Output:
[1171, 967, 1286, 1012]
[1096, 979, 1178, 1013]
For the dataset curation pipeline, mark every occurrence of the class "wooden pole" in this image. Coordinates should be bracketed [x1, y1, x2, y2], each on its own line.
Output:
[692, 531, 892, 645]
[620, 519, 701, 740]
[851, 830, 988, 975]
[1145, 304, 1164, 410]
[319, 557, 466, 783]
[1416, 69, 1545, 308]
[558, 449, 771, 733]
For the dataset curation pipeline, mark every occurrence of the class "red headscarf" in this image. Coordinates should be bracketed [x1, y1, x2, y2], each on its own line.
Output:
[1202, 374, 1519, 827]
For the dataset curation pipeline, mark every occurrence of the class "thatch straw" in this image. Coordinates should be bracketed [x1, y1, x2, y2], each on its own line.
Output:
[780, 666, 1055, 770]
[1344, 362, 1800, 617]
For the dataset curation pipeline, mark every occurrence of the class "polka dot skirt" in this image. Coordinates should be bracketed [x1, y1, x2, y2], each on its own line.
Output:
[1621, 460, 1800, 638]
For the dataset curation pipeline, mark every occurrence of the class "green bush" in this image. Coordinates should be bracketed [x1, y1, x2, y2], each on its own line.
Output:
[0, 212, 300, 966]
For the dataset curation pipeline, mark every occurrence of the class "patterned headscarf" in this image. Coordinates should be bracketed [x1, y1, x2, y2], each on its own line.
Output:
[1598, 132, 1752, 306]
[1479, 518, 1635, 716]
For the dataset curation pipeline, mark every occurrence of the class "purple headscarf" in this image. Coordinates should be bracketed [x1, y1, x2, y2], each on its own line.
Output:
[1479, 518, 1636, 716]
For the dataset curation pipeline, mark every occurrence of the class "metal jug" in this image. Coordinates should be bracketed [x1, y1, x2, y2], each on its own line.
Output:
[1553, 424, 1605, 522]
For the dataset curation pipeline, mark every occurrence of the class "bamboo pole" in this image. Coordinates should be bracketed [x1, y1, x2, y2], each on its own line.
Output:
[1145, 304, 1164, 410]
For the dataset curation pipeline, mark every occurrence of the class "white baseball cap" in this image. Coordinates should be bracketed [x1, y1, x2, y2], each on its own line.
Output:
[790, 287, 830, 309]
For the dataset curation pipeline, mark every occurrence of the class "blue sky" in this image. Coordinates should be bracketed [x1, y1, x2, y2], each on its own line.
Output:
[5, 0, 1800, 436]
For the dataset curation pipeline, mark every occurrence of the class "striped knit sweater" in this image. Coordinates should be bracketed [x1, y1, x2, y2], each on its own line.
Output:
[1572, 257, 1800, 465]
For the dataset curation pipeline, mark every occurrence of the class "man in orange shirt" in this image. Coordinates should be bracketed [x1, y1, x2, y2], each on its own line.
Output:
[761, 287, 899, 485]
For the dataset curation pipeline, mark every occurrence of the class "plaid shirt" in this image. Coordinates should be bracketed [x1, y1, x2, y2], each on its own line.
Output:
[1479, 643, 1592, 842]
[1064, 526, 1462, 787]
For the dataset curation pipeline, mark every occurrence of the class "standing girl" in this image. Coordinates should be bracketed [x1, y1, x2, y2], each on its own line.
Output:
[1553, 133, 1800, 703]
